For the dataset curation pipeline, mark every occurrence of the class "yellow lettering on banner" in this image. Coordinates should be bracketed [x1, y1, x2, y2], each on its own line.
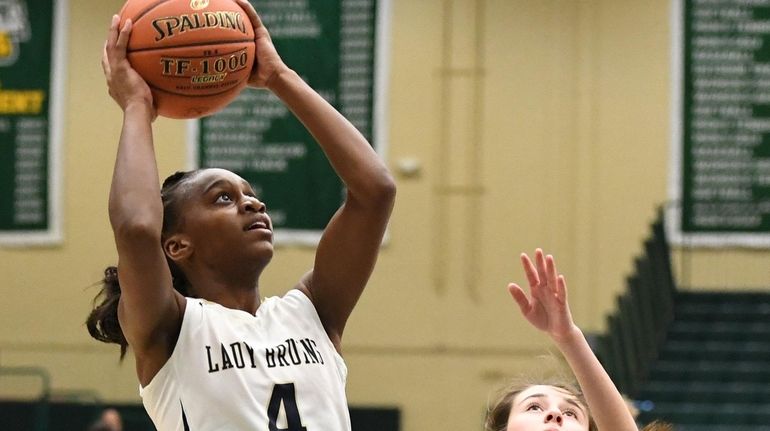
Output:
[0, 90, 45, 114]
[0, 32, 12, 58]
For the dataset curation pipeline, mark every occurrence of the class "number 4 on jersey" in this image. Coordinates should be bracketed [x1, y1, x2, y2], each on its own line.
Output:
[267, 383, 307, 431]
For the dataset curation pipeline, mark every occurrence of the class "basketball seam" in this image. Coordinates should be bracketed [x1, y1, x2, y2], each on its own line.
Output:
[128, 39, 255, 53]
[132, 45, 248, 60]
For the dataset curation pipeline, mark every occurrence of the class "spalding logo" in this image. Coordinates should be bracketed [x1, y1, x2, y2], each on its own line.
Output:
[190, 0, 209, 10]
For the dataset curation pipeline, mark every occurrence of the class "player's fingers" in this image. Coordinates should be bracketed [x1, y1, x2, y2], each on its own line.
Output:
[107, 14, 119, 38]
[107, 15, 119, 45]
[545, 254, 558, 292]
[508, 283, 531, 315]
[241, 2, 274, 44]
[520, 253, 539, 288]
[534, 249, 548, 286]
[235, 0, 259, 29]
[557, 275, 568, 303]
[115, 19, 132, 54]
[101, 42, 110, 75]
[251, 6, 266, 31]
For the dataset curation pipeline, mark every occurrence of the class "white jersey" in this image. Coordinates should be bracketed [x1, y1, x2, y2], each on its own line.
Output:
[140, 289, 351, 431]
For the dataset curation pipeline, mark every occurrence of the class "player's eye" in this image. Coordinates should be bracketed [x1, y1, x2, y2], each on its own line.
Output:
[526, 403, 542, 412]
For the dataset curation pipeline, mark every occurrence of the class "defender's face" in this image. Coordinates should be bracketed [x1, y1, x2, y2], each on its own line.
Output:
[506, 385, 589, 431]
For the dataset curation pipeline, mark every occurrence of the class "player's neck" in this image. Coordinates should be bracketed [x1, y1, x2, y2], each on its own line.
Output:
[202, 287, 262, 315]
[188, 267, 263, 314]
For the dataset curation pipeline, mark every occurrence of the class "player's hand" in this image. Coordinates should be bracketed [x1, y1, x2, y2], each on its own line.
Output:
[507, 249, 579, 343]
[101, 15, 155, 118]
[235, 0, 290, 89]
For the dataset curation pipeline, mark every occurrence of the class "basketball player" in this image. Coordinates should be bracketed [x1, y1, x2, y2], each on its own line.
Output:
[485, 249, 650, 431]
[87, 2, 395, 429]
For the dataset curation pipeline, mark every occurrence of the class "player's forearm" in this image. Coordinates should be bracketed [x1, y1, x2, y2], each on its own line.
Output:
[108, 103, 163, 236]
[267, 69, 395, 207]
[553, 328, 638, 431]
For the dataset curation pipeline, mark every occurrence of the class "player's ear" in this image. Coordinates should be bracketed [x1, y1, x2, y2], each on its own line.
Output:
[164, 234, 192, 262]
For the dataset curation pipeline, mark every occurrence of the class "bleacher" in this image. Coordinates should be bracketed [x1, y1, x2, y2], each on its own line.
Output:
[598, 209, 770, 430]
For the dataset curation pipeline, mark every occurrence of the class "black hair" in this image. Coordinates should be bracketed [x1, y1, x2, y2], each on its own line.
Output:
[86, 170, 200, 359]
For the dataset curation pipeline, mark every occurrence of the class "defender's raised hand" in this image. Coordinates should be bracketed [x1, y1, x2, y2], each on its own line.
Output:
[507, 249, 578, 343]
[492, 250, 640, 431]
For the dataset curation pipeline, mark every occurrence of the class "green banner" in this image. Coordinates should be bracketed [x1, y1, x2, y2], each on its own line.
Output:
[672, 0, 770, 246]
[193, 0, 385, 244]
[0, 0, 64, 246]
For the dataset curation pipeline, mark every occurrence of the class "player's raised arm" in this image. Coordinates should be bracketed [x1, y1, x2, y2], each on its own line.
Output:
[93, 16, 183, 383]
[507, 249, 638, 431]
[237, 1, 396, 351]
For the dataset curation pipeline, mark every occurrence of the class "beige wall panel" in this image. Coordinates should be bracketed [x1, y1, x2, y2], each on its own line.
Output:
[580, 0, 672, 328]
[345, 352, 555, 431]
[444, 77, 477, 186]
[671, 249, 770, 289]
[447, 0, 479, 70]
[1, 347, 139, 401]
[476, 0, 582, 345]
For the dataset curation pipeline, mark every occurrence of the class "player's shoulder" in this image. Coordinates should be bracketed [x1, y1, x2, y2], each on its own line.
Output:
[266, 288, 314, 311]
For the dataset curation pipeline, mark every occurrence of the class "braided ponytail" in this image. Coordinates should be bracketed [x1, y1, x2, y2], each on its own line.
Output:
[86, 266, 128, 358]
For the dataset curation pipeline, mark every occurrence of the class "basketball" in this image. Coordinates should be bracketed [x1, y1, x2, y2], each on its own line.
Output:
[118, 0, 256, 119]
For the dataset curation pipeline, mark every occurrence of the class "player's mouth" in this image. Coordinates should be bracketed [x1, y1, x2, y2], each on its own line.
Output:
[244, 218, 271, 232]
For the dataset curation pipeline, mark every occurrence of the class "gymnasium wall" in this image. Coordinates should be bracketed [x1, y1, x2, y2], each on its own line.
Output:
[1, 1, 768, 430]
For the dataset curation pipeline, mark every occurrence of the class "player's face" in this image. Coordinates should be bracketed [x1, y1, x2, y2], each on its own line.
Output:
[505, 385, 589, 431]
[180, 168, 274, 266]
